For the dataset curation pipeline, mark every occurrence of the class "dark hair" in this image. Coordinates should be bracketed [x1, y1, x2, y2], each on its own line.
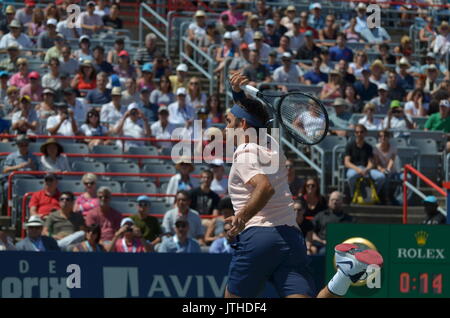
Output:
[86, 224, 102, 244]
[159, 75, 172, 92]
[85, 109, 100, 125]
[206, 93, 223, 114]
[49, 57, 60, 66]
[378, 128, 392, 138]
[280, 35, 290, 44]
[201, 169, 213, 178]
[299, 177, 321, 197]
[237, 97, 270, 128]
[78, 63, 97, 82]
[176, 190, 191, 200]
[93, 45, 105, 54]
[337, 32, 346, 40]
[60, 191, 75, 201]
[111, 2, 120, 10]
[354, 123, 367, 132]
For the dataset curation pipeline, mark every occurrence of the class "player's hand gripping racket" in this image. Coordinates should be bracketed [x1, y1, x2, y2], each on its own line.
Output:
[240, 85, 329, 145]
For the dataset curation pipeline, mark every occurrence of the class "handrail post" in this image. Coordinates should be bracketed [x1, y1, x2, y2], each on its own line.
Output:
[403, 165, 408, 224]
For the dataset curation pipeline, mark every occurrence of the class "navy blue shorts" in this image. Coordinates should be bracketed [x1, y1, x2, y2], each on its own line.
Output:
[227, 225, 317, 298]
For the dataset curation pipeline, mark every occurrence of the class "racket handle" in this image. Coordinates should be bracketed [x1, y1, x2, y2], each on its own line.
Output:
[240, 85, 260, 100]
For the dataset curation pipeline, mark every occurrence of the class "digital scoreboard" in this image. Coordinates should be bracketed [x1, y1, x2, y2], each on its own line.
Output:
[326, 224, 450, 298]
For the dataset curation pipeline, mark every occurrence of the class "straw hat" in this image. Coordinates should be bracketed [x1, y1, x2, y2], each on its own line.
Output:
[40, 138, 64, 156]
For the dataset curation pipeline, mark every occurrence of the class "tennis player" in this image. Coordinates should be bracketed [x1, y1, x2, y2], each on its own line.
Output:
[224, 72, 383, 298]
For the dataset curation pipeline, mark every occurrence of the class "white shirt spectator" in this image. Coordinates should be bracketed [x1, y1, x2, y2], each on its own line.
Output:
[231, 30, 253, 46]
[101, 102, 126, 125]
[77, 12, 104, 36]
[248, 42, 272, 61]
[188, 22, 206, 41]
[382, 114, 412, 137]
[360, 27, 391, 44]
[40, 155, 71, 172]
[42, 73, 61, 92]
[0, 33, 34, 50]
[211, 177, 228, 196]
[433, 33, 450, 57]
[273, 64, 303, 84]
[404, 101, 429, 117]
[168, 102, 195, 125]
[358, 116, 383, 130]
[150, 121, 177, 149]
[57, 20, 78, 39]
[11, 110, 38, 134]
[80, 123, 108, 137]
[116, 117, 146, 150]
[355, 16, 368, 33]
[46, 115, 76, 136]
[186, 93, 207, 109]
[162, 208, 204, 238]
[68, 98, 87, 122]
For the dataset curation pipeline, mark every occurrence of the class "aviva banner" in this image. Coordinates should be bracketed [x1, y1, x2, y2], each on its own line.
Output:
[326, 224, 450, 298]
[0, 252, 324, 298]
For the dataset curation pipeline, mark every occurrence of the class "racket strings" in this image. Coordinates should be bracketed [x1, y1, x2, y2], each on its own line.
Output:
[279, 93, 328, 145]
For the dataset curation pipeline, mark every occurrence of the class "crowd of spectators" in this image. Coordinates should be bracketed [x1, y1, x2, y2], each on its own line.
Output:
[0, 0, 449, 254]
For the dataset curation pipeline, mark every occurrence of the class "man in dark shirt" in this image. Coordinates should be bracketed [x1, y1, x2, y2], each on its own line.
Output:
[92, 46, 113, 75]
[295, 30, 321, 60]
[422, 196, 446, 225]
[286, 159, 304, 197]
[354, 68, 378, 102]
[242, 50, 271, 85]
[102, 3, 123, 30]
[189, 170, 220, 216]
[86, 72, 111, 104]
[344, 124, 385, 197]
[303, 56, 328, 85]
[312, 191, 353, 255]
[294, 200, 314, 254]
[130, 195, 162, 245]
[336, 59, 355, 85]
[386, 70, 406, 102]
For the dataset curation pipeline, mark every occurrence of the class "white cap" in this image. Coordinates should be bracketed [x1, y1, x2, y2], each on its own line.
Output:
[378, 83, 388, 91]
[25, 215, 44, 227]
[47, 18, 57, 26]
[281, 52, 292, 59]
[210, 158, 224, 167]
[399, 57, 410, 66]
[310, 3, 322, 9]
[127, 103, 139, 111]
[176, 63, 188, 72]
[176, 87, 187, 95]
[223, 32, 232, 39]
[357, 3, 367, 10]
[120, 217, 135, 227]
[439, 99, 450, 107]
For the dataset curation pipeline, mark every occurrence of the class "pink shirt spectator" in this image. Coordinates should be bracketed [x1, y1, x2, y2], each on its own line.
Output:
[85, 206, 122, 242]
[137, 79, 155, 92]
[220, 10, 244, 26]
[9, 73, 30, 89]
[228, 136, 297, 231]
[20, 84, 43, 102]
[114, 238, 146, 253]
[76, 194, 100, 214]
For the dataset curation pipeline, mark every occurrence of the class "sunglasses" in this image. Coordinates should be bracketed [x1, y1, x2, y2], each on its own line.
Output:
[176, 224, 187, 229]
[98, 195, 110, 199]
[88, 113, 98, 118]
[306, 184, 316, 187]
[45, 178, 56, 183]
[84, 182, 95, 186]
[59, 197, 73, 202]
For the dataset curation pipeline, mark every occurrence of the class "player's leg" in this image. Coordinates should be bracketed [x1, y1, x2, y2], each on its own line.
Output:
[317, 243, 384, 298]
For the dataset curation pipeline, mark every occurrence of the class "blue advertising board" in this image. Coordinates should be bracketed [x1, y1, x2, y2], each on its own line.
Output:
[0, 252, 324, 298]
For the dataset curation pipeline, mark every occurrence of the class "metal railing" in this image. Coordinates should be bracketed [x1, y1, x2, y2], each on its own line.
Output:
[403, 164, 447, 224]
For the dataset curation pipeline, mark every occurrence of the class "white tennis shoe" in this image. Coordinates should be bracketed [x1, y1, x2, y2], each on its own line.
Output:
[334, 243, 384, 283]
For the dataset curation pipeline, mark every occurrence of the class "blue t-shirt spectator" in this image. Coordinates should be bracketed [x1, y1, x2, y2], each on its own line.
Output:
[209, 237, 233, 254]
[304, 70, 328, 84]
[397, 74, 415, 91]
[158, 235, 201, 253]
[264, 62, 281, 74]
[0, 118, 11, 133]
[329, 46, 354, 62]
[354, 80, 378, 102]
[86, 88, 112, 105]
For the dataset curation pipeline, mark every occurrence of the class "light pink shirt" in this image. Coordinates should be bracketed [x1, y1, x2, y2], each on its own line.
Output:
[9, 73, 30, 89]
[228, 137, 297, 230]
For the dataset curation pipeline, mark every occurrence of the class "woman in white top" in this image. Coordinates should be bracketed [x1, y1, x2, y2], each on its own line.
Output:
[374, 129, 400, 204]
[349, 51, 369, 80]
[432, 21, 450, 58]
[39, 138, 71, 172]
[186, 76, 207, 109]
[356, 103, 383, 130]
[80, 109, 111, 149]
[404, 89, 428, 117]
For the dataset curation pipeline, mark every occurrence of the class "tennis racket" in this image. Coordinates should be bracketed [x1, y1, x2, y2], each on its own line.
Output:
[240, 85, 329, 145]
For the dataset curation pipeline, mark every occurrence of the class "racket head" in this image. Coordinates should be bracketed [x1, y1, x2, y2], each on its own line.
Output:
[276, 91, 329, 145]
